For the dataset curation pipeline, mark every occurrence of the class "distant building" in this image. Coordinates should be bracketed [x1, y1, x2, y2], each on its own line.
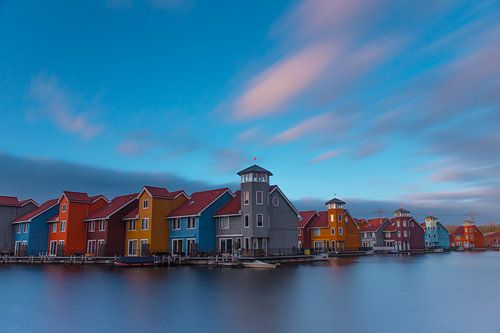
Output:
[381, 208, 425, 251]
[84, 193, 138, 256]
[0, 196, 38, 254]
[297, 211, 318, 250]
[168, 188, 233, 255]
[213, 165, 300, 255]
[450, 220, 485, 249]
[12, 199, 59, 256]
[484, 231, 500, 248]
[422, 216, 450, 249]
[359, 218, 391, 249]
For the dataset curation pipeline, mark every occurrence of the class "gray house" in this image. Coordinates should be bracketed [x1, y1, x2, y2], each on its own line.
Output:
[358, 218, 391, 249]
[0, 196, 38, 254]
[213, 165, 300, 255]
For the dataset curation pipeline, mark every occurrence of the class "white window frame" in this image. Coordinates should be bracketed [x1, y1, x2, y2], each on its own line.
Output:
[16, 224, 21, 234]
[243, 191, 250, 205]
[298, 228, 302, 236]
[141, 218, 149, 230]
[128, 239, 138, 256]
[143, 199, 149, 209]
[256, 214, 264, 227]
[331, 227, 335, 235]
[187, 217, 196, 229]
[244, 214, 250, 228]
[87, 240, 97, 254]
[97, 239, 105, 255]
[88, 221, 95, 232]
[256, 191, 263, 205]
[51, 222, 57, 233]
[129, 220, 136, 231]
[173, 218, 181, 230]
[140, 239, 149, 256]
[338, 214, 343, 222]
[60, 220, 66, 232]
[338, 227, 343, 235]
[23, 223, 29, 233]
[62, 204, 67, 212]
[99, 220, 106, 232]
[49, 240, 57, 256]
[219, 217, 229, 229]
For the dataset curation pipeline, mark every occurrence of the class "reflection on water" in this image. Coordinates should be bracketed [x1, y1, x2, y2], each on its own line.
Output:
[0, 252, 499, 333]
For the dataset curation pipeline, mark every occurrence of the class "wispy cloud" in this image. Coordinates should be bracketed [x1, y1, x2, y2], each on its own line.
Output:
[28, 73, 104, 140]
[311, 149, 342, 163]
[269, 112, 335, 144]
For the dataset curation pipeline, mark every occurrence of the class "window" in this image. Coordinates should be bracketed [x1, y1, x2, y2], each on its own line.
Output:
[403, 220, 407, 227]
[372, 232, 375, 238]
[403, 230, 408, 237]
[253, 239, 258, 249]
[16, 224, 21, 234]
[51, 223, 57, 233]
[99, 220, 106, 231]
[87, 240, 96, 254]
[338, 214, 343, 222]
[128, 239, 138, 256]
[97, 240, 105, 255]
[62, 204, 67, 212]
[397, 231, 401, 237]
[331, 228, 335, 235]
[330, 215, 334, 223]
[397, 221, 400, 227]
[298, 228, 302, 236]
[173, 219, 181, 230]
[88, 221, 95, 232]
[187, 217, 196, 229]
[272, 197, 279, 207]
[313, 229, 320, 236]
[23, 223, 29, 233]
[142, 200, 149, 209]
[49, 240, 57, 256]
[141, 218, 149, 230]
[256, 214, 263, 227]
[256, 191, 263, 205]
[338, 227, 343, 235]
[386, 232, 391, 238]
[244, 191, 250, 205]
[60, 221, 66, 232]
[140, 239, 149, 256]
[244, 238, 250, 249]
[244, 215, 250, 228]
[219, 217, 229, 229]
[129, 220, 136, 231]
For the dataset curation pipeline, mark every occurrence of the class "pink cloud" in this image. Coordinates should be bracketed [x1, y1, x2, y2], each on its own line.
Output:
[269, 112, 335, 144]
[234, 43, 337, 119]
[311, 149, 342, 163]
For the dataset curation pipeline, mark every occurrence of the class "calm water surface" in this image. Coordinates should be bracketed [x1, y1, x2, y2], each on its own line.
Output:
[0, 252, 499, 333]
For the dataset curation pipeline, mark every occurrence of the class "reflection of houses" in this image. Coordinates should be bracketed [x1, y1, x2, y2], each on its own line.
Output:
[450, 220, 484, 249]
[48, 191, 108, 256]
[484, 231, 500, 248]
[297, 211, 318, 250]
[381, 208, 425, 251]
[168, 188, 232, 255]
[423, 216, 450, 249]
[125, 186, 188, 257]
[84, 193, 137, 256]
[12, 199, 59, 256]
[213, 165, 300, 255]
[0, 196, 38, 254]
[358, 218, 391, 249]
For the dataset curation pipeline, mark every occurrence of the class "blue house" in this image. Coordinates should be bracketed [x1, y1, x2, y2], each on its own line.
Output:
[423, 216, 450, 249]
[167, 188, 233, 255]
[12, 199, 59, 256]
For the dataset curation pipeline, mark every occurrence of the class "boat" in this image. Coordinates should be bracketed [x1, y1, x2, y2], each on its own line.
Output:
[313, 253, 329, 261]
[114, 256, 155, 267]
[242, 260, 278, 268]
[433, 248, 444, 253]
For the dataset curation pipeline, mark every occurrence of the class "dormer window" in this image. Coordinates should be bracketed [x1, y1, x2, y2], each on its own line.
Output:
[62, 204, 67, 212]
[143, 200, 149, 209]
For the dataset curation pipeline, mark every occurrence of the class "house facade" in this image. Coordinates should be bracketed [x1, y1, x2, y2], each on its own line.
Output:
[48, 191, 108, 256]
[423, 216, 450, 249]
[297, 211, 318, 250]
[326, 198, 360, 251]
[168, 188, 233, 255]
[450, 220, 484, 249]
[484, 231, 500, 248]
[0, 196, 38, 254]
[381, 208, 425, 251]
[213, 165, 300, 255]
[359, 218, 391, 249]
[84, 193, 138, 256]
[12, 199, 59, 256]
[124, 186, 188, 256]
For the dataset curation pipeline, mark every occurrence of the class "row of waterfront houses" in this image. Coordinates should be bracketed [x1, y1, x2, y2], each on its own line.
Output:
[0, 164, 497, 257]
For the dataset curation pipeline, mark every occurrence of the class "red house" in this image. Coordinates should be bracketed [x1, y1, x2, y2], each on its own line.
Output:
[297, 211, 318, 250]
[450, 220, 484, 249]
[48, 191, 108, 256]
[484, 231, 500, 248]
[83, 193, 138, 256]
[381, 208, 425, 251]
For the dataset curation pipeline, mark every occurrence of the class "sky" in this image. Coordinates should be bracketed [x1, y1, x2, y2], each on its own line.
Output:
[0, 0, 499, 224]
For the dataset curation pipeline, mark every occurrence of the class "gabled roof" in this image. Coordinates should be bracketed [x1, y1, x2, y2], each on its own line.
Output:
[360, 218, 389, 232]
[13, 199, 58, 224]
[309, 211, 328, 228]
[0, 196, 38, 207]
[47, 214, 59, 223]
[269, 185, 301, 218]
[168, 188, 232, 218]
[123, 207, 139, 221]
[84, 193, 138, 221]
[237, 164, 273, 176]
[394, 208, 410, 214]
[298, 211, 318, 228]
[214, 191, 241, 217]
[140, 186, 188, 200]
[19, 199, 39, 207]
[59, 191, 108, 204]
[325, 198, 346, 205]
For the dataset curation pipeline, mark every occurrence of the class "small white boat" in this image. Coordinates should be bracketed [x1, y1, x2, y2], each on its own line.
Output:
[242, 260, 278, 268]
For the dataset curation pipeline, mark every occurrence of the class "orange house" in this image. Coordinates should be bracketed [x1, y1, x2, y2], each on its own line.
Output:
[308, 198, 361, 252]
[450, 220, 485, 249]
[48, 191, 108, 256]
[124, 186, 188, 256]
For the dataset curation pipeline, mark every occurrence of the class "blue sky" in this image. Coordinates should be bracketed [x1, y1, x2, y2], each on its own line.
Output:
[1, 0, 499, 223]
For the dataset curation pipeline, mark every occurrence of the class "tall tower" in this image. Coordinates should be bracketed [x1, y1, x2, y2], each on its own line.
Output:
[326, 198, 346, 250]
[424, 215, 438, 229]
[237, 165, 273, 249]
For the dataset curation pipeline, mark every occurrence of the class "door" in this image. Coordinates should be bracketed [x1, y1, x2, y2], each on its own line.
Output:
[14, 241, 21, 256]
[128, 239, 138, 256]
[97, 240, 105, 256]
[140, 239, 149, 256]
[87, 240, 96, 255]
[49, 241, 57, 256]
[172, 239, 183, 255]
[186, 239, 196, 256]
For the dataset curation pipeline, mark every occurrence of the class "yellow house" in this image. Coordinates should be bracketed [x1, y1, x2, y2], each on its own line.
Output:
[124, 186, 188, 256]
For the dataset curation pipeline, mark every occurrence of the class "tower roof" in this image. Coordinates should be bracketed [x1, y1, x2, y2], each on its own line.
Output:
[325, 198, 346, 205]
[394, 208, 410, 214]
[425, 215, 438, 220]
[237, 164, 273, 176]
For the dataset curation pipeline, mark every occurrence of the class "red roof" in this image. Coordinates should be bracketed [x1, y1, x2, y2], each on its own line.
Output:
[47, 214, 59, 222]
[123, 207, 139, 220]
[383, 221, 398, 232]
[84, 193, 138, 221]
[360, 218, 388, 232]
[60, 191, 107, 204]
[168, 188, 230, 218]
[142, 186, 187, 199]
[309, 211, 328, 228]
[19, 199, 38, 207]
[298, 211, 317, 228]
[0, 196, 21, 207]
[13, 199, 58, 223]
[214, 191, 241, 216]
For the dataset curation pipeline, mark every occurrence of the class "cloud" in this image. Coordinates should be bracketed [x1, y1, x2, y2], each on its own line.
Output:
[269, 112, 335, 144]
[237, 127, 263, 142]
[211, 148, 248, 173]
[310, 149, 342, 163]
[28, 73, 104, 140]
[233, 43, 337, 119]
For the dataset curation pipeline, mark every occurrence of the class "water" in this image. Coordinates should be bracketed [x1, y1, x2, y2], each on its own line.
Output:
[0, 252, 499, 333]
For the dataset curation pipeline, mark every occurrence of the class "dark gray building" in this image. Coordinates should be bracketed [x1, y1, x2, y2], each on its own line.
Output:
[213, 165, 300, 255]
[0, 196, 38, 254]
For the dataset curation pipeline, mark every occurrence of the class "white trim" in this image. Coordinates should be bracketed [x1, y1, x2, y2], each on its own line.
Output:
[256, 213, 264, 227]
[141, 218, 150, 230]
[84, 197, 137, 221]
[269, 186, 301, 217]
[19, 199, 39, 207]
[216, 234, 243, 237]
[168, 188, 233, 219]
[128, 239, 138, 256]
[213, 213, 241, 218]
[12, 202, 59, 224]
